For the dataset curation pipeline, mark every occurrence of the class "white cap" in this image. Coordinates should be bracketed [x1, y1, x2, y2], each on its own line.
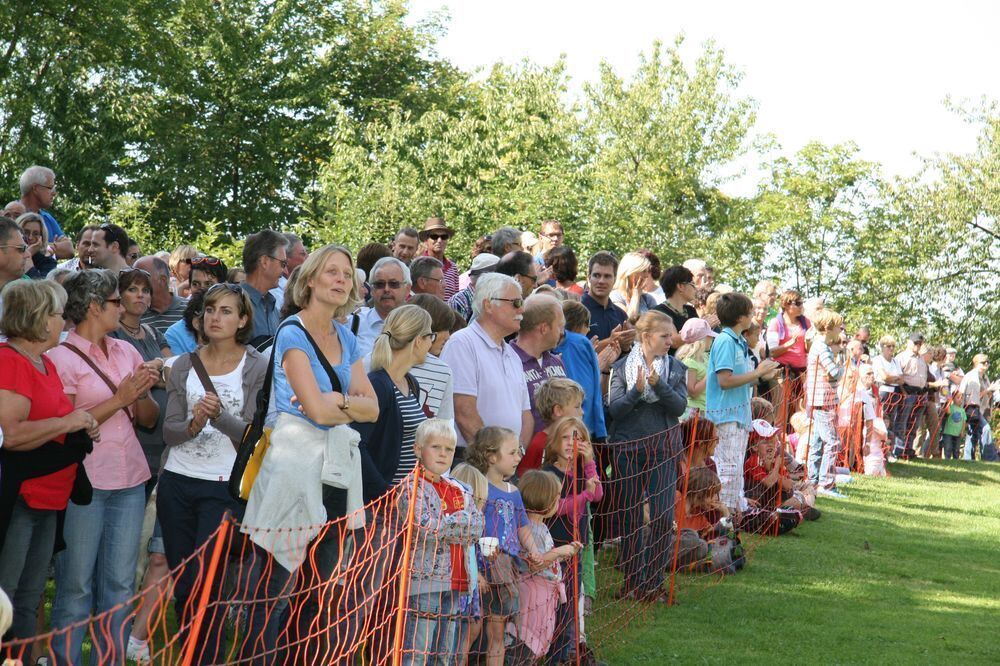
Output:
[750, 419, 779, 438]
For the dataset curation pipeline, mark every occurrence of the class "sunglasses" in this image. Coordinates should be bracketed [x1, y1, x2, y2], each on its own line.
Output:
[518, 272, 538, 284]
[372, 280, 404, 290]
[266, 255, 288, 269]
[190, 256, 222, 267]
[206, 283, 243, 297]
[491, 296, 524, 308]
[105, 297, 122, 306]
[790, 299, 803, 306]
[126, 252, 141, 260]
[426, 233, 449, 241]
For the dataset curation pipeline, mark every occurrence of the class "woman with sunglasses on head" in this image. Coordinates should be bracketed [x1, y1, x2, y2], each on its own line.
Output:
[241, 245, 378, 660]
[164, 256, 228, 354]
[45, 269, 161, 665]
[157, 282, 266, 663]
[765, 290, 812, 411]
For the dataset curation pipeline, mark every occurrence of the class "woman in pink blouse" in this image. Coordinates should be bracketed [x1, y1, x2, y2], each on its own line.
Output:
[766, 290, 812, 413]
[46, 269, 160, 665]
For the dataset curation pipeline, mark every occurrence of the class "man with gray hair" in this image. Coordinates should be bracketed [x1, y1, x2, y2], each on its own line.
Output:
[240, 229, 287, 346]
[441, 272, 533, 456]
[18, 165, 73, 259]
[356, 256, 411, 357]
[491, 226, 523, 258]
[135, 256, 188, 333]
[269, 232, 308, 307]
[683, 258, 714, 291]
[409, 255, 445, 299]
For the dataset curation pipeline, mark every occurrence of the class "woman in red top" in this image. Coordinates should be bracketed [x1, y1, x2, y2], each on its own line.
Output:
[765, 290, 811, 412]
[0, 280, 99, 639]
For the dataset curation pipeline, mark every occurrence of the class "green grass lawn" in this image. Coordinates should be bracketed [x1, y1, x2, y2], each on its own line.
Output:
[594, 460, 1000, 665]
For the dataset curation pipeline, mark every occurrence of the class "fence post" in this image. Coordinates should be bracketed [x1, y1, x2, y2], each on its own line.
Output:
[392, 468, 421, 666]
[181, 517, 232, 666]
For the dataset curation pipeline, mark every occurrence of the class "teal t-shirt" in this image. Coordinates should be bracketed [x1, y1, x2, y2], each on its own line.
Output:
[706, 328, 752, 429]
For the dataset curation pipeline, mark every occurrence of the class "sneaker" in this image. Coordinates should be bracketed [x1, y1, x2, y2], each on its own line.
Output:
[817, 486, 848, 500]
[803, 506, 822, 521]
[835, 473, 853, 484]
[126, 636, 150, 663]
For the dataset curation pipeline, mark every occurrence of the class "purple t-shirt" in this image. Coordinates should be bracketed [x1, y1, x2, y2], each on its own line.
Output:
[511, 342, 567, 434]
[440, 321, 531, 447]
[482, 481, 529, 584]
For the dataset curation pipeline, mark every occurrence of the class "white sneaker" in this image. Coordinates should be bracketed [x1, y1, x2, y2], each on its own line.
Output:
[835, 473, 853, 485]
[126, 636, 150, 663]
[817, 486, 848, 500]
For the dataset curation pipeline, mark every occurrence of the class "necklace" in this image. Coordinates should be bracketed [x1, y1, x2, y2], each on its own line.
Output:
[119, 319, 142, 337]
[8, 340, 44, 365]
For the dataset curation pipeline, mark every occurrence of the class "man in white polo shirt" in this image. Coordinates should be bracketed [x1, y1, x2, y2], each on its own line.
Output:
[441, 273, 532, 458]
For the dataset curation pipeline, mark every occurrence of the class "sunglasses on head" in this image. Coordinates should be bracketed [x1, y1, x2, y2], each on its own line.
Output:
[119, 267, 151, 278]
[190, 256, 222, 267]
[372, 280, 404, 290]
[206, 283, 243, 297]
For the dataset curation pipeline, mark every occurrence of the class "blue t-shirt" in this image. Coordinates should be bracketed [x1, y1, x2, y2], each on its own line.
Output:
[705, 327, 753, 429]
[272, 316, 360, 430]
[40, 210, 64, 240]
[483, 482, 529, 555]
[164, 319, 197, 355]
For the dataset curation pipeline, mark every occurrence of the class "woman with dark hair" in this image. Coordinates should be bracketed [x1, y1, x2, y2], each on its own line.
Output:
[545, 245, 583, 295]
[653, 265, 705, 353]
[159, 282, 266, 663]
[46, 269, 160, 664]
[0, 280, 98, 640]
[164, 256, 228, 354]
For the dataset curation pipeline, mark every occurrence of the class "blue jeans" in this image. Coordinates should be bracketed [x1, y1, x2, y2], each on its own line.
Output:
[0, 499, 57, 638]
[808, 409, 840, 487]
[614, 441, 678, 595]
[402, 591, 463, 665]
[51, 484, 146, 666]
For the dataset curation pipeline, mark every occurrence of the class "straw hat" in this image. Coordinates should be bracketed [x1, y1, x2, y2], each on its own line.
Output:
[418, 217, 454, 241]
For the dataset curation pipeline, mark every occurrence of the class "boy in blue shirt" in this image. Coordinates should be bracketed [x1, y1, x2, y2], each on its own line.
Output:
[706, 293, 780, 512]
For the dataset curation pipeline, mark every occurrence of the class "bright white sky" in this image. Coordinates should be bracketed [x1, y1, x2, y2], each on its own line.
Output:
[409, 0, 999, 194]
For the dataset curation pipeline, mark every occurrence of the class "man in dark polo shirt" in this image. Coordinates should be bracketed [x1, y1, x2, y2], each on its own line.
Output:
[582, 251, 629, 342]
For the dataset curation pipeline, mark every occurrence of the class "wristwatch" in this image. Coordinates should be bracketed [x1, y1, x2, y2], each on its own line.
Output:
[340, 394, 350, 411]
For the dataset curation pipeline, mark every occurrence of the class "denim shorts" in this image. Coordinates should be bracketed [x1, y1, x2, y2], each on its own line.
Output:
[483, 582, 519, 618]
[148, 517, 164, 555]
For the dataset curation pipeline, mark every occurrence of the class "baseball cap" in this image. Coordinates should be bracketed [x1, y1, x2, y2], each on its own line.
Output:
[750, 419, 780, 440]
[469, 253, 499, 276]
[680, 318, 718, 344]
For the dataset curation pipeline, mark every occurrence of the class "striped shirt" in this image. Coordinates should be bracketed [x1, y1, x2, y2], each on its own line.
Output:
[409, 354, 455, 421]
[448, 286, 474, 323]
[140, 295, 188, 335]
[392, 387, 427, 484]
[805, 338, 843, 410]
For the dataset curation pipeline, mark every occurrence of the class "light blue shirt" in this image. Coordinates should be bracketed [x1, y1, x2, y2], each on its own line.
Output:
[706, 327, 753, 429]
[354, 307, 385, 358]
[240, 281, 279, 341]
[163, 319, 197, 354]
[272, 316, 360, 430]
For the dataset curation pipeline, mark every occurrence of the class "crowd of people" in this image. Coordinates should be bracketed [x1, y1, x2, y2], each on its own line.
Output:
[0, 164, 996, 665]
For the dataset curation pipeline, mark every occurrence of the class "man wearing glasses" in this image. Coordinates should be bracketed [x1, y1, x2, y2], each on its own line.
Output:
[18, 165, 74, 259]
[239, 229, 288, 348]
[417, 217, 459, 300]
[0, 216, 30, 318]
[441, 272, 534, 459]
[534, 219, 564, 264]
[356, 257, 411, 357]
[495, 251, 538, 299]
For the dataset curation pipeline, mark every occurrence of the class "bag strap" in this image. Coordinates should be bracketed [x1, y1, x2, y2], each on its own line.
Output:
[189, 351, 218, 395]
[249, 318, 345, 431]
[60, 342, 134, 423]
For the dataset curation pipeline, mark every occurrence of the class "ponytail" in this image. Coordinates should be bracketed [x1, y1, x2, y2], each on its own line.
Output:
[369, 304, 432, 372]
